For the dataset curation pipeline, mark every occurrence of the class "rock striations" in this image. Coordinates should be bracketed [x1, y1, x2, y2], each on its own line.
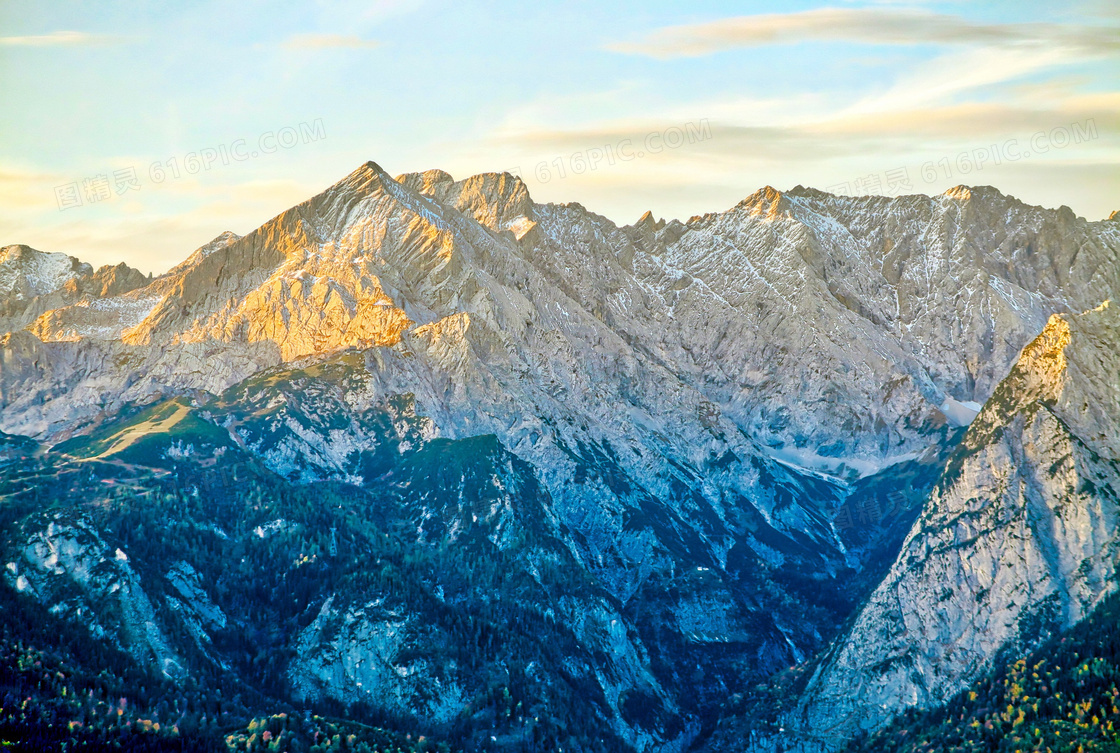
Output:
[727, 300, 1120, 751]
[5, 164, 1118, 459]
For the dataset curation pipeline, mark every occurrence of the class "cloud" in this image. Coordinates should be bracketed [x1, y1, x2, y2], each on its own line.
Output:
[477, 86, 1120, 210]
[0, 30, 127, 47]
[845, 45, 1077, 116]
[0, 166, 72, 211]
[606, 8, 1120, 58]
[497, 93, 1120, 159]
[816, 96, 1120, 143]
[281, 33, 381, 50]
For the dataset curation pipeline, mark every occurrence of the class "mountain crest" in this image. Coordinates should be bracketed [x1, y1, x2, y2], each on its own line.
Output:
[393, 167, 537, 240]
[0, 244, 91, 300]
[634, 210, 665, 232]
[940, 184, 1017, 206]
[736, 185, 791, 219]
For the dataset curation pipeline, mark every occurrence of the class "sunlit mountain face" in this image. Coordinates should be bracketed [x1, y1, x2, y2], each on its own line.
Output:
[1, 160, 1118, 752]
[4, 1, 1120, 749]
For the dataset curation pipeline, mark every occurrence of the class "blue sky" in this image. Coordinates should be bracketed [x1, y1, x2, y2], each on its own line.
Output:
[2, 0, 1118, 273]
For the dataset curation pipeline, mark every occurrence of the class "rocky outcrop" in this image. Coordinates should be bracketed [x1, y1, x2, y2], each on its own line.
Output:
[0, 244, 148, 335]
[745, 301, 1120, 750]
[0, 244, 91, 302]
[5, 512, 187, 680]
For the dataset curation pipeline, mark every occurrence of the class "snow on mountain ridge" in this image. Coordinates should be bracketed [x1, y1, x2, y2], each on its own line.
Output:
[1, 161, 1117, 463]
[0, 244, 89, 300]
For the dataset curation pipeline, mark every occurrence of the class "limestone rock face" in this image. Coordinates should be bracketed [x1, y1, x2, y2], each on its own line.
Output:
[758, 301, 1120, 750]
[7, 511, 187, 680]
[2, 163, 1119, 753]
[620, 185, 1119, 464]
[0, 244, 90, 302]
[0, 244, 148, 335]
[3, 166, 1117, 468]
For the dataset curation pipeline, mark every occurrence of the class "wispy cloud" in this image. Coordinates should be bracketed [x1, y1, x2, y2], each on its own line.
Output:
[0, 30, 127, 47]
[845, 45, 1077, 116]
[281, 33, 381, 50]
[606, 8, 1120, 58]
[492, 96, 1120, 167]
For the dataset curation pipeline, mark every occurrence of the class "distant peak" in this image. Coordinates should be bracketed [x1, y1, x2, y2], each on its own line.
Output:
[787, 185, 848, 201]
[736, 185, 791, 219]
[943, 185, 970, 200]
[455, 172, 536, 231]
[739, 185, 784, 203]
[0, 243, 82, 269]
[0, 243, 91, 299]
[466, 172, 538, 211]
[460, 170, 531, 195]
[395, 169, 455, 196]
[635, 210, 665, 232]
[941, 185, 1008, 202]
[359, 160, 386, 175]
[210, 230, 241, 245]
[335, 160, 393, 192]
[626, 210, 668, 244]
[787, 185, 820, 198]
[297, 160, 402, 219]
[1, 243, 42, 258]
[1109, 210, 1119, 222]
[394, 168, 533, 207]
[198, 231, 241, 256]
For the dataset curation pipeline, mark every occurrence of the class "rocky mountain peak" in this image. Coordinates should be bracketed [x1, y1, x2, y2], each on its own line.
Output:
[634, 210, 665, 232]
[0, 244, 91, 300]
[1, 243, 37, 260]
[199, 230, 242, 253]
[734, 185, 793, 221]
[397, 168, 537, 237]
[396, 168, 455, 195]
[786, 184, 833, 201]
[79, 262, 150, 298]
[941, 184, 978, 202]
[350, 159, 391, 185]
[451, 171, 535, 232]
[939, 184, 1023, 213]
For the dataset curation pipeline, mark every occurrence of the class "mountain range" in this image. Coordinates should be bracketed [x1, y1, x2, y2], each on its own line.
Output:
[1, 161, 1118, 752]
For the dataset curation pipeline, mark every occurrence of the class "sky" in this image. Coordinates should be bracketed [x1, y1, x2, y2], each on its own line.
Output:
[1, 0, 1118, 275]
